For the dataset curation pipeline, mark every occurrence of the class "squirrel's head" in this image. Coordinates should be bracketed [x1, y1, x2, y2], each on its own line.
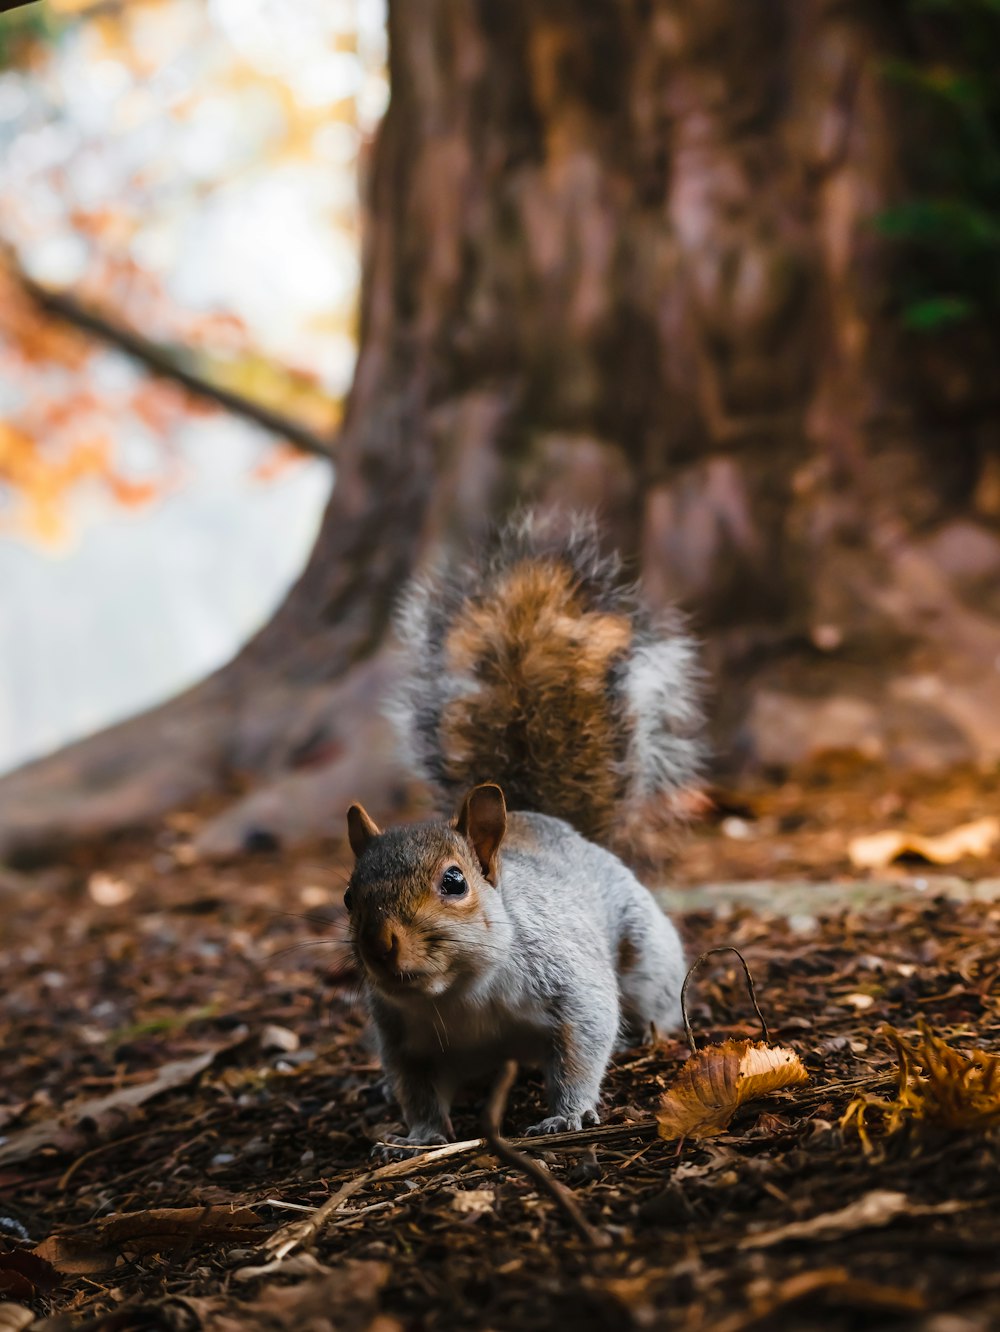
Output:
[343, 783, 507, 1000]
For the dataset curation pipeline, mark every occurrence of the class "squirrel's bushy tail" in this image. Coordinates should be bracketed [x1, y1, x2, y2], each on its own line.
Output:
[390, 512, 704, 863]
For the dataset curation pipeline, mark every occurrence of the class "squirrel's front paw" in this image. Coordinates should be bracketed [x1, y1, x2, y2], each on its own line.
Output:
[523, 1109, 599, 1137]
[372, 1130, 450, 1162]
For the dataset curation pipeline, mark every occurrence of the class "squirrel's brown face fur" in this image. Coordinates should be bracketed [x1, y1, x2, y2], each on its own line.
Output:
[344, 787, 507, 999]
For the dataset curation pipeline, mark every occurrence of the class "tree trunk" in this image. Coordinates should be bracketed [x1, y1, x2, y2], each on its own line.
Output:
[4, 0, 1000, 864]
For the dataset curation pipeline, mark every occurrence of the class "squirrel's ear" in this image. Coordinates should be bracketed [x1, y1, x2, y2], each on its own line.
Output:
[347, 803, 380, 859]
[456, 783, 507, 884]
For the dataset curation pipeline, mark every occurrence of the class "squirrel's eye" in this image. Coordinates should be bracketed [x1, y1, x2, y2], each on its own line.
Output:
[440, 866, 468, 898]
[343, 888, 354, 913]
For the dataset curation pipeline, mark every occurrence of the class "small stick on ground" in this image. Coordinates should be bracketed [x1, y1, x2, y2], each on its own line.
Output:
[264, 1138, 483, 1261]
[483, 1061, 610, 1249]
[681, 947, 770, 1055]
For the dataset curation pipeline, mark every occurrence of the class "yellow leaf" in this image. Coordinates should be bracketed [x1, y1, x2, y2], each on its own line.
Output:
[842, 1022, 1000, 1146]
[657, 1040, 808, 1141]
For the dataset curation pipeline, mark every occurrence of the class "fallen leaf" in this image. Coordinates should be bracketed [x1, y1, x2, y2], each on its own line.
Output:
[657, 1041, 808, 1141]
[848, 816, 999, 870]
[32, 1233, 118, 1276]
[100, 1205, 267, 1255]
[233, 1251, 329, 1283]
[0, 1247, 62, 1298]
[738, 1189, 965, 1249]
[36, 1206, 268, 1271]
[450, 1187, 495, 1216]
[843, 1022, 1000, 1146]
[0, 1044, 236, 1167]
[709, 1266, 925, 1332]
[196, 1262, 391, 1332]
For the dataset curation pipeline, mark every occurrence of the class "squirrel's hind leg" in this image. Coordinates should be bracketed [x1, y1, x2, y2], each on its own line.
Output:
[524, 997, 617, 1136]
[615, 904, 685, 1050]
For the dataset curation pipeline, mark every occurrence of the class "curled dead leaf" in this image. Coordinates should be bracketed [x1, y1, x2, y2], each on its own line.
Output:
[32, 1234, 118, 1276]
[848, 816, 999, 870]
[843, 1022, 1000, 1147]
[657, 1040, 808, 1141]
[36, 1205, 268, 1273]
[0, 1248, 62, 1299]
[99, 1205, 268, 1255]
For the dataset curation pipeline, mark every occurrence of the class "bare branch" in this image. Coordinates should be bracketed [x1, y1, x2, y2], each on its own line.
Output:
[12, 260, 336, 463]
[681, 947, 770, 1055]
[483, 1060, 609, 1248]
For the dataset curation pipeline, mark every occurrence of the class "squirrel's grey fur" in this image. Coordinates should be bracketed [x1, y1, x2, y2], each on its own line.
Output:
[346, 513, 701, 1146]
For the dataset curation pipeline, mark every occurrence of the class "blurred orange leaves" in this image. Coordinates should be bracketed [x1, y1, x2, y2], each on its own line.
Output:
[0, 259, 176, 544]
[0, 0, 378, 542]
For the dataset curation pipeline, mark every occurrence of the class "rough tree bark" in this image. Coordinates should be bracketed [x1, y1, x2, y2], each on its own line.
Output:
[4, 0, 1000, 864]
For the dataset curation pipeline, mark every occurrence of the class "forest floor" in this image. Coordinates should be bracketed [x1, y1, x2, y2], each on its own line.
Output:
[1, 763, 999, 1332]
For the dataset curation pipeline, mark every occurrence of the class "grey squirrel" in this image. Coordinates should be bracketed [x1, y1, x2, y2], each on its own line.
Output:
[344, 513, 703, 1145]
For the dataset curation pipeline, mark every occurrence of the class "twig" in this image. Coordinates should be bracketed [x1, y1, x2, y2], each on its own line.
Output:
[483, 1060, 609, 1248]
[681, 947, 770, 1055]
[263, 1137, 484, 1261]
[264, 1176, 367, 1259]
[9, 254, 335, 463]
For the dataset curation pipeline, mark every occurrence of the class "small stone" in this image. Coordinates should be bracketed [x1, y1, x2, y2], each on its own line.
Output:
[721, 817, 753, 841]
[88, 872, 134, 906]
[810, 623, 843, 651]
[260, 1024, 300, 1054]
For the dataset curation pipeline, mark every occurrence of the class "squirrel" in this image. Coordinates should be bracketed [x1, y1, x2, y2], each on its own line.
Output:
[344, 512, 703, 1146]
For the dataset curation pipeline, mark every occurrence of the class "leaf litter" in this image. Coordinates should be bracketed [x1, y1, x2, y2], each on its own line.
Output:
[1, 778, 999, 1330]
[843, 1021, 1000, 1146]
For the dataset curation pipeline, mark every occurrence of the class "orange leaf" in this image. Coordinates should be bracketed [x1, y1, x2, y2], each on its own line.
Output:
[843, 1022, 1000, 1145]
[657, 1040, 808, 1141]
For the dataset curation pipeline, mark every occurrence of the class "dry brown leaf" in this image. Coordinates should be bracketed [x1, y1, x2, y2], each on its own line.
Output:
[195, 1262, 392, 1332]
[842, 1022, 1000, 1147]
[450, 1187, 495, 1216]
[848, 816, 999, 870]
[36, 1205, 268, 1272]
[708, 1266, 925, 1332]
[233, 1252, 330, 1283]
[0, 1248, 62, 1299]
[99, 1205, 268, 1255]
[0, 1045, 232, 1167]
[657, 1040, 808, 1141]
[32, 1234, 118, 1276]
[738, 1189, 965, 1250]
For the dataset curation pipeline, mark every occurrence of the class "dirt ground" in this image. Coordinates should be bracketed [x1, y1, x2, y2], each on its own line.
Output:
[1, 765, 998, 1331]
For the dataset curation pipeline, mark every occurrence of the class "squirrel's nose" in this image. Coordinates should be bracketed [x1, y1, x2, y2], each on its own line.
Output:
[369, 922, 400, 968]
